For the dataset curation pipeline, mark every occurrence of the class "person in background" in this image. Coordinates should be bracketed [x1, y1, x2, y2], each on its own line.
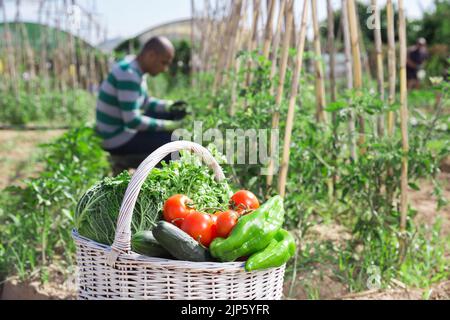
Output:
[96, 36, 187, 168]
[407, 37, 429, 90]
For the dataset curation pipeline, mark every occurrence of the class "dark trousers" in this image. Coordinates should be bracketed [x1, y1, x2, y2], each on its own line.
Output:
[106, 109, 176, 167]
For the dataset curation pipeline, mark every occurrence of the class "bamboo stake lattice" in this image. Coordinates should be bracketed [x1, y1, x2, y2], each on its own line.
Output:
[311, 0, 327, 123]
[266, 0, 293, 189]
[278, 0, 309, 198]
[341, 0, 357, 162]
[398, 0, 409, 258]
[372, 0, 385, 137]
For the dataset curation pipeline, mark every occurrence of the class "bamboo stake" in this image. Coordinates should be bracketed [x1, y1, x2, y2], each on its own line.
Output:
[244, 0, 262, 88]
[398, 0, 409, 252]
[386, 0, 396, 136]
[355, 6, 372, 80]
[327, 0, 337, 104]
[191, 0, 196, 87]
[269, 0, 286, 95]
[311, 0, 327, 123]
[278, 0, 309, 198]
[342, 0, 357, 162]
[372, 0, 385, 137]
[327, 0, 337, 199]
[230, 0, 249, 115]
[347, 0, 365, 148]
[0, 0, 18, 95]
[202, 0, 219, 77]
[262, 0, 276, 59]
[67, 0, 79, 89]
[39, 0, 50, 83]
[385, 0, 397, 211]
[224, 0, 244, 79]
[16, 0, 36, 81]
[266, 0, 293, 189]
[212, 2, 236, 93]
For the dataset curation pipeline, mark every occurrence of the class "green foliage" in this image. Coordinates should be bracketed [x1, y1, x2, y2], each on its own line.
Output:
[0, 127, 110, 281]
[0, 78, 95, 126]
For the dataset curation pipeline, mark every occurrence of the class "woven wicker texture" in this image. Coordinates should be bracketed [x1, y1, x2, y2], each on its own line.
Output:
[73, 141, 286, 300]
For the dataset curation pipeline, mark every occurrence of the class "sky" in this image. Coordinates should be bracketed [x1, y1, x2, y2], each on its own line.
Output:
[1, 0, 438, 45]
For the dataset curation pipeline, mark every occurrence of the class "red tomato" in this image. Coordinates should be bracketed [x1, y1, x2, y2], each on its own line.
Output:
[215, 210, 239, 238]
[229, 190, 260, 214]
[181, 211, 216, 247]
[163, 194, 194, 227]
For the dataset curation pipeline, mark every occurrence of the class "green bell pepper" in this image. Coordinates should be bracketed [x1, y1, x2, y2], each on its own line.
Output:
[209, 195, 284, 262]
[245, 228, 296, 271]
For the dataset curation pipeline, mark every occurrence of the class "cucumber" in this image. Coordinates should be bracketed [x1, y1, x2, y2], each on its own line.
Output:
[131, 230, 172, 258]
[152, 221, 212, 262]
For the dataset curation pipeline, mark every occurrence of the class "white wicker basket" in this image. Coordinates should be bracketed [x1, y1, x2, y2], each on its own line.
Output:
[72, 141, 286, 300]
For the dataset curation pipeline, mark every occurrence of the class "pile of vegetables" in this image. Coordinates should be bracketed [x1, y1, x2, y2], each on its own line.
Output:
[75, 152, 296, 271]
[75, 151, 232, 245]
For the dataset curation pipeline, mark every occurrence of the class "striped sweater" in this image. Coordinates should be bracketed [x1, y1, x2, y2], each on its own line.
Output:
[96, 58, 171, 149]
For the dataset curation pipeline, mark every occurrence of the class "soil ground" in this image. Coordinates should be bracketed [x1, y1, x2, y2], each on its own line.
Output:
[0, 130, 449, 300]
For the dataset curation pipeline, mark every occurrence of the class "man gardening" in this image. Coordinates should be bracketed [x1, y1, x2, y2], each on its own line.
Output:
[96, 36, 187, 170]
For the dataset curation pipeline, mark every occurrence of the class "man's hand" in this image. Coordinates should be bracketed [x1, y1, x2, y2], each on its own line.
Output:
[169, 100, 189, 120]
[164, 120, 183, 131]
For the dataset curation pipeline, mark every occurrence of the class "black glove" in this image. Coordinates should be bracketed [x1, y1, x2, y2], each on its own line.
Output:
[169, 100, 189, 120]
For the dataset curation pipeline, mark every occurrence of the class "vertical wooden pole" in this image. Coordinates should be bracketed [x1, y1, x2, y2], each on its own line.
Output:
[386, 0, 396, 136]
[269, 0, 286, 95]
[347, 0, 365, 148]
[191, 0, 196, 87]
[278, 0, 309, 197]
[244, 0, 262, 88]
[266, 0, 293, 189]
[385, 0, 397, 211]
[212, 1, 236, 94]
[224, 0, 244, 76]
[311, 0, 327, 123]
[16, 0, 36, 81]
[327, 0, 337, 199]
[230, 0, 249, 115]
[327, 0, 337, 103]
[0, 0, 18, 95]
[39, 0, 50, 83]
[398, 0, 409, 248]
[372, 0, 385, 137]
[262, 0, 276, 59]
[342, 0, 357, 162]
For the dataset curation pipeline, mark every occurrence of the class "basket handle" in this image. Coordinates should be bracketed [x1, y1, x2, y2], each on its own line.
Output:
[107, 141, 225, 266]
